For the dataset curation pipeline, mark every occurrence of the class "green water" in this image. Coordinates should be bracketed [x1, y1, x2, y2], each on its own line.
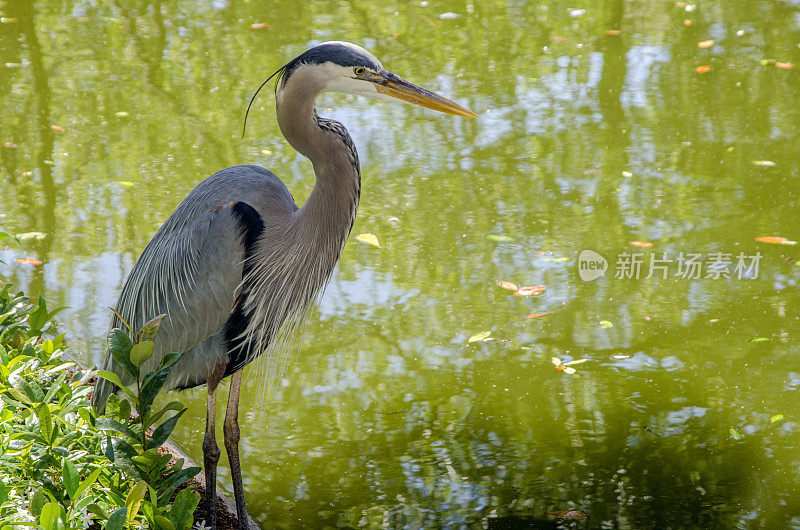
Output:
[2, 0, 800, 527]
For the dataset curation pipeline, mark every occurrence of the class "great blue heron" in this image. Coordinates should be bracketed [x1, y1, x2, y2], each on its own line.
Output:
[92, 41, 475, 528]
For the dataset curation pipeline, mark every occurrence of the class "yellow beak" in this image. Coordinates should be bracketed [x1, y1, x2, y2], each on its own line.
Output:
[373, 72, 477, 118]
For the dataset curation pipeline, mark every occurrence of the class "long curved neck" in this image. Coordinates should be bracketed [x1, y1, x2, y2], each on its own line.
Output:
[276, 87, 361, 246]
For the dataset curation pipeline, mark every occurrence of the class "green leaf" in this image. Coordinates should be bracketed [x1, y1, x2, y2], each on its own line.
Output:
[156, 515, 177, 530]
[28, 295, 49, 332]
[95, 417, 139, 441]
[486, 234, 514, 242]
[107, 329, 137, 377]
[125, 481, 147, 521]
[140, 352, 181, 415]
[9, 373, 38, 404]
[61, 460, 79, 500]
[36, 403, 53, 445]
[30, 488, 47, 517]
[96, 370, 138, 402]
[599, 320, 614, 329]
[156, 467, 201, 505]
[39, 502, 64, 530]
[130, 341, 154, 367]
[747, 336, 769, 343]
[168, 488, 200, 529]
[106, 507, 127, 530]
[0, 479, 7, 506]
[72, 467, 102, 502]
[147, 409, 186, 449]
[139, 314, 166, 343]
[730, 427, 743, 440]
[770, 414, 784, 423]
[143, 401, 185, 431]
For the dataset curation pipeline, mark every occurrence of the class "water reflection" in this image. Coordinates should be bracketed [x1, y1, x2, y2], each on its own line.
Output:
[2, 0, 800, 526]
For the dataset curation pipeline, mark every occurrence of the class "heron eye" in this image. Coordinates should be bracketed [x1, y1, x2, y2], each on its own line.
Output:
[354, 67, 366, 76]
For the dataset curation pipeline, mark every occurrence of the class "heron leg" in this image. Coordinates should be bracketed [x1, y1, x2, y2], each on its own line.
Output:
[223, 369, 249, 529]
[203, 363, 226, 528]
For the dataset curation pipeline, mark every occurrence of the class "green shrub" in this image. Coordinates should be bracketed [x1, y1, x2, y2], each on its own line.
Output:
[0, 284, 200, 529]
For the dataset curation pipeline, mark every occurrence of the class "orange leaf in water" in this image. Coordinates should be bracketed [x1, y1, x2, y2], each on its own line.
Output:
[50, 125, 64, 132]
[495, 280, 519, 291]
[554, 365, 566, 372]
[250, 22, 270, 29]
[775, 62, 794, 70]
[683, 19, 693, 26]
[550, 36, 566, 41]
[629, 241, 654, 247]
[605, 30, 621, 36]
[696, 65, 712, 74]
[526, 312, 551, 319]
[697, 39, 714, 48]
[755, 236, 796, 245]
[514, 285, 546, 296]
[15, 258, 42, 266]
[547, 510, 588, 520]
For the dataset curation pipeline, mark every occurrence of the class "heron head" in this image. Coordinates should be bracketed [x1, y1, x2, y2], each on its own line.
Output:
[275, 41, 476, 118]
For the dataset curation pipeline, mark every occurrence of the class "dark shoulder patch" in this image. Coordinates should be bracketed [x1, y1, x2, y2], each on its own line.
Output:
[223, 201, 265, 376]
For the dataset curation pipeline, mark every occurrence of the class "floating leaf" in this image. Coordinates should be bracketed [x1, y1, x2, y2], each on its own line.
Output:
[551, 357, 562, 366]
[751, 160, 775, 167]
[355, 233, 381, 248]
[612, 354, 630, 359]
[543, 256, 571, 262]
[495, 280, 519, 291]
[486, 234, 514, 242]
[114, 111, 129, 117]
[3, 141, 17, 149]
[562, 366, 576, 374]
[50, 125, 64, 132]
[438, 12, 459, 19]
[775, 62, 794, 70]
[547, 510, 588, 520]
[683, 19, 693, 26]
[747, 336, 769, 343]
[260, 149, 272, 155]
[526, 312, 551, 319]
[604, 30, 621, 35]
[468, 331, 491, 343]
[770, 414, 784, 423]
[250, 22, 270, 29]
[621, 170, 633, 177]
[16, 231, 47, 240]
[730, 427, 743, 440]
[562, 358, 588, 366]
[514, 285, 546, 296]
[696, 65, 712, 74]
[583, 168, 601, 175]
[629, 241, 654, 247]
[697, 39, 714, 48]
[550, 36, 566, 41]
[599, 320, 614, 329]
[15, 257, 42, 266]
[755, 236, 795, 245]
[117, 181, 135, 187]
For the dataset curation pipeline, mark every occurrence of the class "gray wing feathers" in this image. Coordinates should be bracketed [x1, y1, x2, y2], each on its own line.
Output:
[93, 203, 246, 410]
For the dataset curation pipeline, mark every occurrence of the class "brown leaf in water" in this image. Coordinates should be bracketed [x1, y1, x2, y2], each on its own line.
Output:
[526, 312, 551, 319]
[15, 258, 42, 266]
[629, 241, 654, 247]
[250, 22, 270, 29]
[755, 236, 796, 245]
[775, 62, 794, 70]
[514, 285, 546, 296]
[495, 280, 519, 291]
[547, 510, 588, 520]
[697, 39, 714, 48]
